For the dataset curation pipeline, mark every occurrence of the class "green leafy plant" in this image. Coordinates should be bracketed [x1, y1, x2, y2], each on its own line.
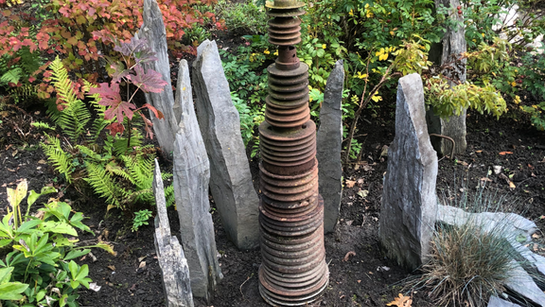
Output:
[231, 91, 264, 147]
[37, 37, 174, 212]
[132, 209, 153, 232]
[0, 179, 114, 307]
[214, 0, 268, 34]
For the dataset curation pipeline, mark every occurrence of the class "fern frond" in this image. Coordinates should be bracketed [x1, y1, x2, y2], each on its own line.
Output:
[18, 47, 42, 76]
[112, 133, 144, 156]
[76, 144, 106, 162]
[32, 121, 55, 130]
[49, 57, 91, 142]
[123, 153, 154, 189]
[9, 83, 37, 103]
[84, 162, 122, 209]
[122, 188, 154, 205]
[41, 133, 73, 183]
[0, 67, 22, 85]
[105, 161, 135, 185]
[164, 184, 175, 207]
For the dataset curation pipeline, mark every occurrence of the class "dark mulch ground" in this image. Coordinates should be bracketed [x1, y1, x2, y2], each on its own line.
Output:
[1, 91, 544, 306]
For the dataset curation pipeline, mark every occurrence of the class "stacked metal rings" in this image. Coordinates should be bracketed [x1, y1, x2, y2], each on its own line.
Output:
[258, 0, 329, 305]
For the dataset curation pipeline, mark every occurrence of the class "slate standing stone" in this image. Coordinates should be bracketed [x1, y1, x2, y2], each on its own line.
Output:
[379, 73, 438, 270]
[173, 60, 192, 124]
[173, 60, 222, 299]
[192, 40, 260, 250]
[317, 60, 344, 234]
[139, 0, 179, 156]
[152, 160, 194, 307]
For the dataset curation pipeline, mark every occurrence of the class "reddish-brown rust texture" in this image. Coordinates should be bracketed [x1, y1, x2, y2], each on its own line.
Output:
[258, 0, 329, 306]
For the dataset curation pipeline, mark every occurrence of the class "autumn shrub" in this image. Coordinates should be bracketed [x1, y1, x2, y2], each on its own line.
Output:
[0, 0, 223, 101]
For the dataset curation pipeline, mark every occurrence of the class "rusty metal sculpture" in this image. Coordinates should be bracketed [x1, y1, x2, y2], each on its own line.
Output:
[258, 0, 329, 305]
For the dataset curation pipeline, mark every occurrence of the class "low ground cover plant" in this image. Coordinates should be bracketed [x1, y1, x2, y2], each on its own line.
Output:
[0, 179, 114, 306]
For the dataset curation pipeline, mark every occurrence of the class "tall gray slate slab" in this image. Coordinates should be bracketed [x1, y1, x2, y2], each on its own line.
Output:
[317, 60, 344, 234]
[192, 40, 259, 250]
[173, 60, 192, 124]
[379, 73, 438, 270]
[173, 62, 222, 299]
[152, 160, 194, 307]
[139, 0, 178, 156]
[428, 0, 468, 156]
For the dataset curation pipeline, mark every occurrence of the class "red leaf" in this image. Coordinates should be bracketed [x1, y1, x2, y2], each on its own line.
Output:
[127, 65, 167, 93]
[142, 103, 164, 119]
[106, 122, 125, 136]
[89, 82, 135, 122]
[88, 7, 96, 17]
[499, 151, 513, 155]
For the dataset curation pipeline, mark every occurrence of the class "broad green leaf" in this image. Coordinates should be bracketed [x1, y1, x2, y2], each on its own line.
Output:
[40, 221, 77, 236]
[36, 252, 61, 266]
[36, 289, 46, 301]
[70, 280, 80, 289]
[34, 233, 52, 254]
[0, 267, 14, 284]
[16, 219, 42, 235]
[75, 264, 89, 281]
[0, 282, 29, 300]
[68, 260, 78, 279]
[27, 190, 41, 207]
[0, 239, 12, 248]
[40, 186, 57, 195]
[64, 249, 90, 261]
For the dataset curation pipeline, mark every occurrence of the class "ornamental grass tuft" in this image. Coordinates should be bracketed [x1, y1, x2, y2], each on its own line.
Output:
[413, 183, 519, 307]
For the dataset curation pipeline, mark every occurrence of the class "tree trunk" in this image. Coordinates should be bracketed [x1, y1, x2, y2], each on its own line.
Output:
[428, 0, 468, 156]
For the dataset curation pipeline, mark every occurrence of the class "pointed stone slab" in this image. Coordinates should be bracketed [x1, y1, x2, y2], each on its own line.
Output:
[504, 260, 545, 305]
[379, 73, 438, 270]
[173, 60, 193, 125]
[173, 59, 222, 299]
[139, 0, 179, 156]
[153, 160, 194, 307]
[488, 296, 522, 307]
[317, 60, 344, 234]
[192, 40, 259, 250]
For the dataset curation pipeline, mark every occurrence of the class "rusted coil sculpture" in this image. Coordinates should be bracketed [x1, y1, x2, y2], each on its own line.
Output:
[258, 0, 329, 305]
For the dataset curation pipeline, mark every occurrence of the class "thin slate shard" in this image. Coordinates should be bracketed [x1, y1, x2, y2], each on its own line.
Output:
[192, 40, 260, 250]
[139, 0, 179, 156]
[379, 73, 438, 270]
[317, 60, 344, 234]
[152, 160, 194, 307]
[173, 60, 222, 300]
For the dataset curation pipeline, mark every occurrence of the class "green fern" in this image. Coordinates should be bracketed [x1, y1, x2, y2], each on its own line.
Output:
[32, 121, 55, 130]
[0, 68, 22, 85]
[84, 162, 122, 209]
[41, 133, 73, 183]
[49, 57, 91, 142]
